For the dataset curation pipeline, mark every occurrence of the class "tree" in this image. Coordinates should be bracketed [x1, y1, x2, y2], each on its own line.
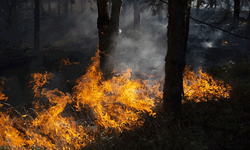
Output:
[58, 0, 61, 16]
[209, 0, 216, 8]
[64, 0, 69, 19]
[70, 0, 74, 16]
[34, 0, 40, 51]
[233, 0, 240, 27]
[163, 0, 190, 117]
[133, 0, 141, 30]
[97, 0, 123, 79]
[48, 0, 51, 14]
[81, 0, 85, 12]
[0, 0, 19, 43]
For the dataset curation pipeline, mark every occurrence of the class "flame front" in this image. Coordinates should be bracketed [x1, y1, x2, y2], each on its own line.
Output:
[73, 50, 156, 132]
[183, 66, 231, 102]
[0, 50, 232, 149]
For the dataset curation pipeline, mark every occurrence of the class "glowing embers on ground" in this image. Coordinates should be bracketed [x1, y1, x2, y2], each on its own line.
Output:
[183, 66, 232, 102]
[0, 50, 232, 149]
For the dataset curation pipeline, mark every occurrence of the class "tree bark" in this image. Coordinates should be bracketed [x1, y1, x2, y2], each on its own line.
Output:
[234, 0, 240, 27]
[133, 0, 140, 30]
[41, 0, 45, 19]
[196, 0, 202, 14]
[34, 0, 40, 52]
[64, 0, 69, 19]
[70, 0, 73, 16]
[6, 0, 19, 43]
[209, 0, 216, 8]
[81, 0, 84, 12]
[163, 0, 189, 118]
[58, 0, 61, 16]
[48, 0, 51, 14]
[97, 0, 123, 80]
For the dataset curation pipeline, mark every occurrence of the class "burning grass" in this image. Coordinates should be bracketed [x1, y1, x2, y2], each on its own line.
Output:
[0, 50, 233, 149]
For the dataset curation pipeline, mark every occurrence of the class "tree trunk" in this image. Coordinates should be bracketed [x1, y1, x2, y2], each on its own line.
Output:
[81, 0, 84, 12]
[196, 0, 202, 14]
[185, 0, 191, 54]
[34, 0, 40, 52]
[70, 1, 73, 16]
[122, 0, 127, 23]
[133, 0, 140, 30]
[41, 0, 45, 19]
[209, 0, 216, 8]
[6, 0, 19, 43]
[58, 0, 61, 16]
[234, 0, 240, 27]
[163, 0, 189, 117]
[97, 0, 123, 80]
[64, 0, 69, 19]
[48, 0, 51, 14]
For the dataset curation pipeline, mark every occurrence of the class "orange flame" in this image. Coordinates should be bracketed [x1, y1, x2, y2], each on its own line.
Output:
[0, 50, 232, 149]
[183, 66, 231, 102]
[73, 50, 156, 132]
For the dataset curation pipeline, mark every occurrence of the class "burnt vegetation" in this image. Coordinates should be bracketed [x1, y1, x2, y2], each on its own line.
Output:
[0, 0, 250, 149]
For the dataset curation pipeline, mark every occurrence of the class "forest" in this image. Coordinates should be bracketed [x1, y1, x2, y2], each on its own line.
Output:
[0, 0, 250, 149]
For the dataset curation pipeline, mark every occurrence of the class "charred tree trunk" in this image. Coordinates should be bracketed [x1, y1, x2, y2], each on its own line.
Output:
[133, 0, 140, 30]
[97, 0, 123, 80]
[163, 0, 189, 118]
[6, 0, 19, 43]
[34, 0, 40, 51]
[234, 0, 240, 27]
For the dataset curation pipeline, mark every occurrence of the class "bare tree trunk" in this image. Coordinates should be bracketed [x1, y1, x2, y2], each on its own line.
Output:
[64, 0, 69, 19]
[41, 0, 45, 19]
[70, 0, 73, 16]
[58, 0, 61, 16]
[234, 0, 240, 27]
[163, 0, 189, 118]
[81, 0, 86, 12]
[6, 0, 19, 43]
[122, 0, 127, 24]
[196, 0, 202, 14]
[34, 0, 40, 51]
[48, 0, 51, 14]
[97, 0, 123, 79]
[209, 0, 216, 8]
[133, 0, 140, 30]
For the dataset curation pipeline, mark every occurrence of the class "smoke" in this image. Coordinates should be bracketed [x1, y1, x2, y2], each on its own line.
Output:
[114, 8, 168, 81]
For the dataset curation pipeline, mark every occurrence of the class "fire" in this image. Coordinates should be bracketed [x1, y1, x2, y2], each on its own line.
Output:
[0, 50, 232, 149]
[72, 50, 156, 132]
[221, 39, 238, 46]
[183, 66, 231, 102]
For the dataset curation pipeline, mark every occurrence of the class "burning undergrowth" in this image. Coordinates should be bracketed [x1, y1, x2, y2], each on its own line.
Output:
[0, 50, 232, 149]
